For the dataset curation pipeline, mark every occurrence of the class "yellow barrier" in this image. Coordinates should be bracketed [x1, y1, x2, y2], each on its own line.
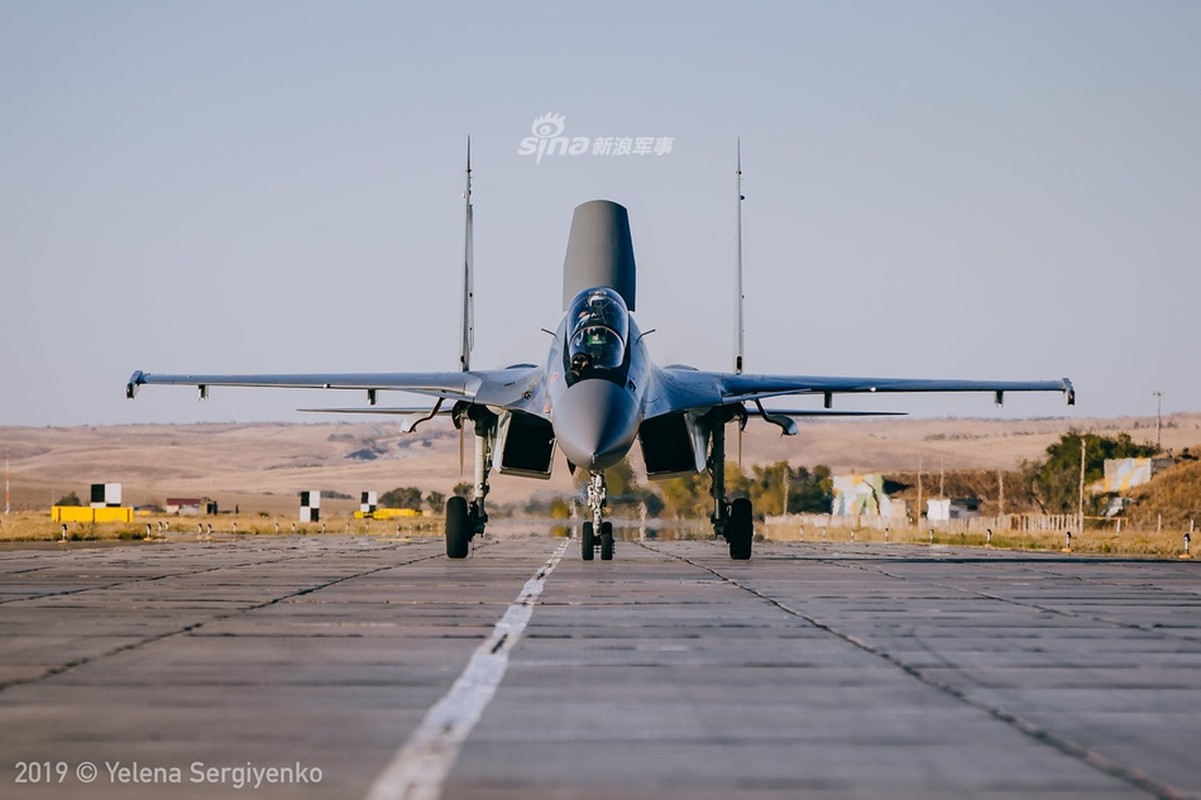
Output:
[354, 508, 421, 520]
[52, 506, 134, 524]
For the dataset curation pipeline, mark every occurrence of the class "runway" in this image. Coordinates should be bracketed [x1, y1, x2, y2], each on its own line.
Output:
[2, 532, 1199, 799]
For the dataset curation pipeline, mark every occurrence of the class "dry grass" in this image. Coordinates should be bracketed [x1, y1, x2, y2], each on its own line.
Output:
[3, 510, 1193, 559]
[1125, 458, 1201, 530]
[763, 521, 1195, 558]
[3, 414, 1200, 557]
[0, 511, 443, 543]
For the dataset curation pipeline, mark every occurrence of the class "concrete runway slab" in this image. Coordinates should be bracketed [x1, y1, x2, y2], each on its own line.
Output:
[1, 533, 1199, 799]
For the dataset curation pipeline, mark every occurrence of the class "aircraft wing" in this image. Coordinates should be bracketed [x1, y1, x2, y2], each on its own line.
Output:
[649, 368, 1075, 417]
[125, 367, 544, 412]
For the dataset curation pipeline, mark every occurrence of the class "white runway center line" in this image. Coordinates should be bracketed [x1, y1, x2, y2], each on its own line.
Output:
[364, 539, 570, 800]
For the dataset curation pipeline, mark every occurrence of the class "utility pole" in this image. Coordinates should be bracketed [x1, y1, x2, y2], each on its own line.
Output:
[1153, 391, 1163, 452]
[1078, 436, 1087, 532]
[781, 464, 790, 517]
[4, 450, 9, 515]
[916, 460, 923, 531]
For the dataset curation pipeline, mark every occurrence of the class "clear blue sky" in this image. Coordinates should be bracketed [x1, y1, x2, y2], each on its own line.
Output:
[2, 1, 1197, 426]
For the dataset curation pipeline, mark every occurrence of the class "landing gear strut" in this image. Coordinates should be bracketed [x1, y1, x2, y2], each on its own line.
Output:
[707, 408, 754, 560]
[445, 406, 496, 559]
[581, 471, 614, 561]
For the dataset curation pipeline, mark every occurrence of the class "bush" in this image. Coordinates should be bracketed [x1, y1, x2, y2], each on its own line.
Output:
[56, 491, 82, 507]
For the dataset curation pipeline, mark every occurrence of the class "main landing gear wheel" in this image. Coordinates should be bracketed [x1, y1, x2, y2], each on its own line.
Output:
[445, 496, 471, 559]
[600, 521, 614, 561]
[728, 497, 753, 560]
[581, 521, 595, 560]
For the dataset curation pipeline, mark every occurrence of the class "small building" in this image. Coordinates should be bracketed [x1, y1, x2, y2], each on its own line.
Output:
[166, 498, 206, 516]
[832, 474, 906, 518]
[1097, 458, 1173, 493]
[926, 497, 981, 522]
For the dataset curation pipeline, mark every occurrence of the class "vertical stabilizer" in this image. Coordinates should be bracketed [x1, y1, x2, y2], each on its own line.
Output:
[460, 138, 474, 371]
[734, 138, 744, 375]
[562, 200, 636, 311]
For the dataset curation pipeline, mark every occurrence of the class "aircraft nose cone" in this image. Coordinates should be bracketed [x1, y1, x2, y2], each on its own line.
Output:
[553, 379, 639, 471]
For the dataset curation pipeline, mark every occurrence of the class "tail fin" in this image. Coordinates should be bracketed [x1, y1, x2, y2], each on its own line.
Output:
[734, 138, 744, 375]
[562, 200, 636, 311]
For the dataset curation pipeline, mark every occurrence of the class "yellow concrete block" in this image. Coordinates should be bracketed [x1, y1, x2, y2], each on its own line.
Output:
[51, 506, 133, 523]
[94, 507, 133, 523]
[354, 508, 420, 520]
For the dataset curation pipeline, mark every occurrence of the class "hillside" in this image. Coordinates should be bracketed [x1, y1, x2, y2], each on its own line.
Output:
[2, 413, 1197, 515]
[1125, 458, 1201, 529]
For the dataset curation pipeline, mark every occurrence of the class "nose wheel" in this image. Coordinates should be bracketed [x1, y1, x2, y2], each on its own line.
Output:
[581, 521, 594, 560]
[580, 520, 615, 561]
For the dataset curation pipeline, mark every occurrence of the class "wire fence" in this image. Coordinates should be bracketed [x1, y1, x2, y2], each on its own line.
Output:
[765, 512, 1195, 536]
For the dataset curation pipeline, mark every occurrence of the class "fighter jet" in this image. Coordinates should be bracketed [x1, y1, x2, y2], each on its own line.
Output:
[126, 149, 1075, 561]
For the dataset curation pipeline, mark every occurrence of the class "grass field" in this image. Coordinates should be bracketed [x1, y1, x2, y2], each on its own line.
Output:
[0, 511, 444, 543]
[2, 415, 1199, 558]
[1, 510, 1193, 559]
[762, 519, 1195, 558]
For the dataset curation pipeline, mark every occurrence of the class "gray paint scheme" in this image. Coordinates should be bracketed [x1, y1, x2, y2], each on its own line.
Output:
[126, 194, 1076, 542]
[126, 199, 1073, 487]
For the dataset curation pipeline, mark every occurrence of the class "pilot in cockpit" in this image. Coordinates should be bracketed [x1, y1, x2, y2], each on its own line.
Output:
[566, 288, 629, 375]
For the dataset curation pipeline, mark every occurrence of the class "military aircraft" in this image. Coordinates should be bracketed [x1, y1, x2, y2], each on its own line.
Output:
[126, 147, 1075, 561]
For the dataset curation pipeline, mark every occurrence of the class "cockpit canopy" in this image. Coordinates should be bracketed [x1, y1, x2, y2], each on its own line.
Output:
[566, 287, 629, 373]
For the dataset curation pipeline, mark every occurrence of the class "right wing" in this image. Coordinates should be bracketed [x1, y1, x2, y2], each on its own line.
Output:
[648, 367, 1075, 418]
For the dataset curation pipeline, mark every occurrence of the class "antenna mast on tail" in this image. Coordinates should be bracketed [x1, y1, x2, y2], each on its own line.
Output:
[734, 138, 744, 375]
[460, 137, 475, 372]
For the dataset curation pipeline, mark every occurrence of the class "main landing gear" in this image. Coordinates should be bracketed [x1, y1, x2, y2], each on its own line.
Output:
[581, 471, 614, 561]
[445, 406, 494, 559]
[707, 408, 754, 560]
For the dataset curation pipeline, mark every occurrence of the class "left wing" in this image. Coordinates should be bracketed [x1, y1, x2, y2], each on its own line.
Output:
[648, 367, 1075, 418]
[125, 367, 545, 414]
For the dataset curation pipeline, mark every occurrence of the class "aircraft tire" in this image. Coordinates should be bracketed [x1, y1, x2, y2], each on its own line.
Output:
[729, 498, 753, 560]
[446, 496, 470, 559]
[581, 521, 595, 560]
[600, 521, 614, 561]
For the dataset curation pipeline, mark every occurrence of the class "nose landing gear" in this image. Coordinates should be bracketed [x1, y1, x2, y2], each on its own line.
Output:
[581, 472, 615, 561]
